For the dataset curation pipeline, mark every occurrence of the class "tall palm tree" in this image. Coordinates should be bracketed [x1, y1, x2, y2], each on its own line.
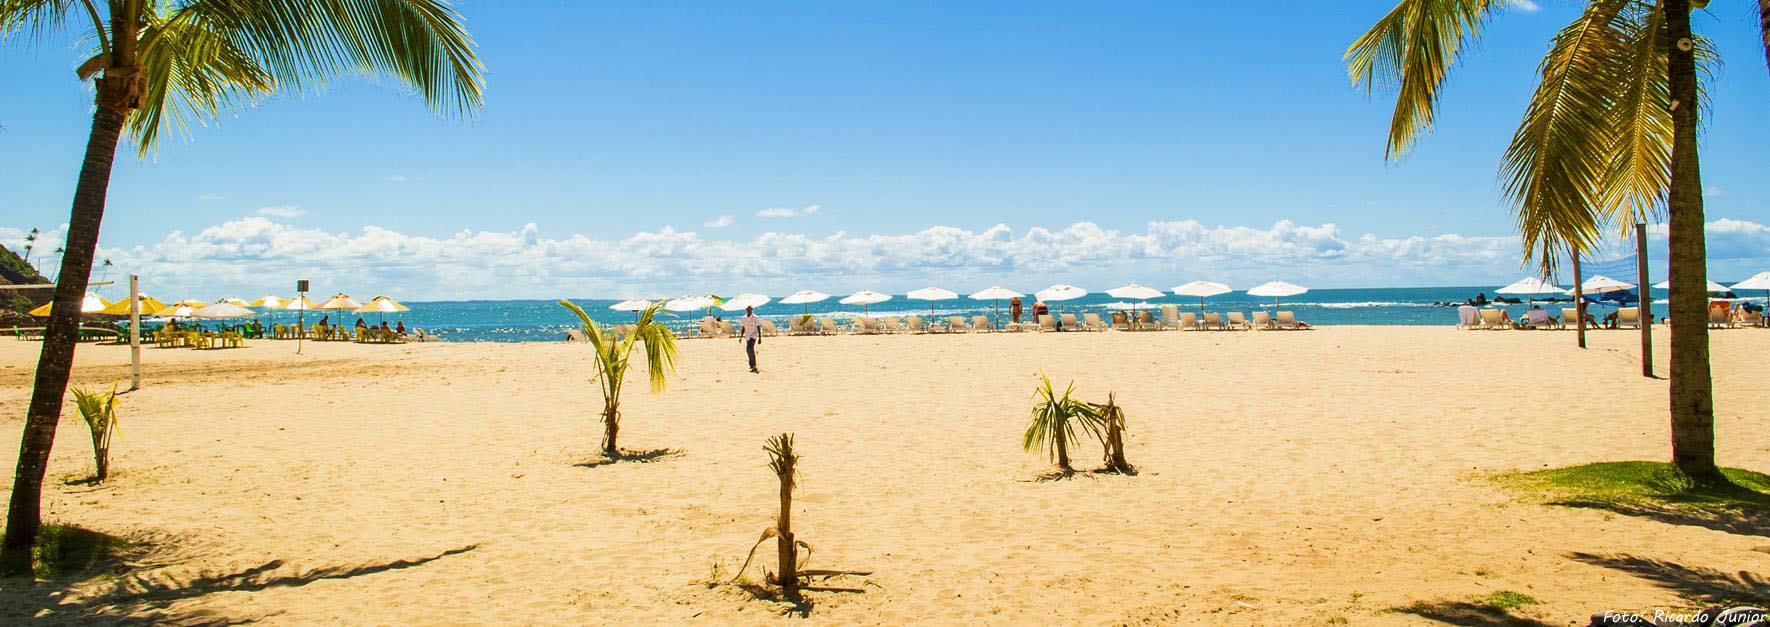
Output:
[558, 300, 680, 457]
[1346, 0, 1767, 484]
[21, 228, 37, 267]
[0, 0, 483, 576]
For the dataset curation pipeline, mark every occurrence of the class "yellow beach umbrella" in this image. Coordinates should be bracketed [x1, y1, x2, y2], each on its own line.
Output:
[98, 294, 167, 316]
[353, 295, 410, 313]
[315, 293, 361, 310]
[172, 299, 208, 308]
[219, 297, 251, 307]
[250, 295, 287, 308]
[29, 291, 110, 317]
[282, 295, 319, 311]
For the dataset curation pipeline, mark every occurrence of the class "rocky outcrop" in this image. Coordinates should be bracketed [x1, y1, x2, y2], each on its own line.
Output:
[0, 244, 53, 312]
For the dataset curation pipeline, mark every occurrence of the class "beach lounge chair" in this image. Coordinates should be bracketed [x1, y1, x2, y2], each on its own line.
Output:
[1202, 312, 1223, 330]
[1082, 313, 1108, 331]
[1743, 310, 1764, 328]
[1480, 309, 1508, 330]
[1561, 308, 1580, 329]
[761, 320, 779, 336]
[1616, 307, 1641, 329]
[947, 316, 971, 333]
[820, 318, 839, 335]
[1708, 307, 1732, 329]
[1110, 311, 1130, 331]
[972, 315, 994, 332]
[907, 316, 927, 334]
[1038, 314, 1057, 332]
[1060, 313, 1080, 331]
[696, 318, 718, 338]
[1179, 312, 1199, 331]
[1227, 311, 1251, 330]
[1522, 309, 1559, 329]
[883, 317, 904, 333]
[1160, 305, 1179, 330]
[1457, 305, 1479, 329]
[1277, 311, 1308, 330]
[565, 329, 588, 343]
[1252, 311, 1273, 330]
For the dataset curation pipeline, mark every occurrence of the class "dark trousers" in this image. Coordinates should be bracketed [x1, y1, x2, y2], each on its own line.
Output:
[745, 338, 757, 371]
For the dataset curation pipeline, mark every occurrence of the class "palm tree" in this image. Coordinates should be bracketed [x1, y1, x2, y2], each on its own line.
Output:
[0, 0, 483, 576]
[21, 228, 37, 268]
[558, 300, 680, 457]
[1345, 0, 1766, 485]
[1024, 374, 1103, 475]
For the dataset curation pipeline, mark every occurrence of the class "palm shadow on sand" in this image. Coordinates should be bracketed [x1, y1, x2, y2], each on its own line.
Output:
[1569, 552, 1770, 605]
[574, 448, 683, 468]
[1387, 600, 1554, 626]
[0, 543, 479, 625]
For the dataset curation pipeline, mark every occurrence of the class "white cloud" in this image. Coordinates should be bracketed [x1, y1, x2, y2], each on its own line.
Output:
[19, 217, 1762, 301]
[387, 175, 408, 184]
[1510, 0, 1541, 12]
[703, 215, 735, 228]
[757, 204, 819, 218]
[1704, 186, 1725, 198]
[256, 205, 306, 218]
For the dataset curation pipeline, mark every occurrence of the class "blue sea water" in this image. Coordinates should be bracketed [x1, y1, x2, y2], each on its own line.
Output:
[265, 285, 1749, 343]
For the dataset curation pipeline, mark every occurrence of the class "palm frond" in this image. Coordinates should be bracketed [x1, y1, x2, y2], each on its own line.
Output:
[1500, 0, 1631, 278]
[1759, 0, 1769, 75]
[178, 0, 484, 119]
[633, 303, 678, 394]
[1597, 1, 1670, 228]
[1345, 0, 1502, 158]
[0, 0, 76, 42]
[129, 10, 276, 152]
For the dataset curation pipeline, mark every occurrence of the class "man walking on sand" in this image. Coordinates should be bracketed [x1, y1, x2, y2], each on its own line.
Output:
[739, 306, 762, 373]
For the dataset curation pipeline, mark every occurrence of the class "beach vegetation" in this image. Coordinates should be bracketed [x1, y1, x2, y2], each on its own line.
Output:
[70, 384, 122, 482]
[1088, 393, 1134, 474]
[0, 0, 485, 576]
[730, 434, 871, 612]
[0, 522, 133, 580]
[1346, 0, 1768, 486]
[1024, 375, 1103, 475]
[1493, 461, 1770, 511]
[558, 300, 679, 458]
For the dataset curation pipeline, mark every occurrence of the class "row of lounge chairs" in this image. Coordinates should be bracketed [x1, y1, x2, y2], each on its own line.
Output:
[682, 306, 1310, 338]
[1458, 305, 1762, 330]
[152, 330, 245, 349]
[270, 324, 420, 343]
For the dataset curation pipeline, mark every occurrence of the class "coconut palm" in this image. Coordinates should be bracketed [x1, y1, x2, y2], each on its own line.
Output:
[0, 0, 483, 576]
[21, 228, 37, 267]
[1345, 0, 1767, 485]
[1024, 374, 1103, 475]
[558, 300, 680, 457]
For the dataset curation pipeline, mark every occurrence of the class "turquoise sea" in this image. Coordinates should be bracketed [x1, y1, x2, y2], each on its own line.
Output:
[266, 285, 1762, 343]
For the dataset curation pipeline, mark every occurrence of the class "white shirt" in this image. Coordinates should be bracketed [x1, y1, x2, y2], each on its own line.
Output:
[740, 314, 762, 340]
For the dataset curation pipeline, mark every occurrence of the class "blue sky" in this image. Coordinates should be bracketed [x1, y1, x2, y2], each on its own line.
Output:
[2, 1, 1766, 300]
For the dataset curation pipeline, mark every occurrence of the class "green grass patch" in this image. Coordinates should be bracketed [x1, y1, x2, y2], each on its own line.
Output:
[1479, 590, 1539, 611]
[23, 523, 133, 579]
[1492, 461, 1770, 511]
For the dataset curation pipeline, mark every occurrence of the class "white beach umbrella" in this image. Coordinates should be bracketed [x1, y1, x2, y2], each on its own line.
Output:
[778, 290, 830, 315]
[1105, 283, 1163, 319]
[28, 291, 110, 317]
[609, 299, 653, 312]
[720, 293, 772, 312]
[190, 303, 256, 319]
[1247, 280, 1308, 309]
[663, 295, 716, 313]
[1495, 277, 1563, 295]
[906, 286, 958, 318]
[1731, 271, 1770, 291]
[1035, 284, 1087, 302]
[1172, 280, 1232, 312]
[1652, 279, 1730, 292]
[968, 286, 1025, 324]
[250, 295, 286, 308]
[1566, 275, 1634, 295]
[839, 290, 891, 316]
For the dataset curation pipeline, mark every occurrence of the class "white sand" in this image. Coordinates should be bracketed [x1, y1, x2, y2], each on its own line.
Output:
[0, 326, 1765, 623]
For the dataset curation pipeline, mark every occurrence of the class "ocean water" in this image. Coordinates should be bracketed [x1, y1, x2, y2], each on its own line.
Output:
[266, 285, 1756, 343]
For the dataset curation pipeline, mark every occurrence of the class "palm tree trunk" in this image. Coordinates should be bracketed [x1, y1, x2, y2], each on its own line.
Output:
[1572, 254, 1586, 348]
[1054, 428, 1072, 473]
[602, 401, 620, 456]
[1662, 0, 1720, 483]
[0, 104, 127, 576]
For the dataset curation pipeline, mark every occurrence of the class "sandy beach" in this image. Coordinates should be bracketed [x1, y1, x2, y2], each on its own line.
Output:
[0, 326, 1765, 624]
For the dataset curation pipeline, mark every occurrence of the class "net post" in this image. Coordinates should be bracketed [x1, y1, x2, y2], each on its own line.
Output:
[1636, 224, 1653, 377]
